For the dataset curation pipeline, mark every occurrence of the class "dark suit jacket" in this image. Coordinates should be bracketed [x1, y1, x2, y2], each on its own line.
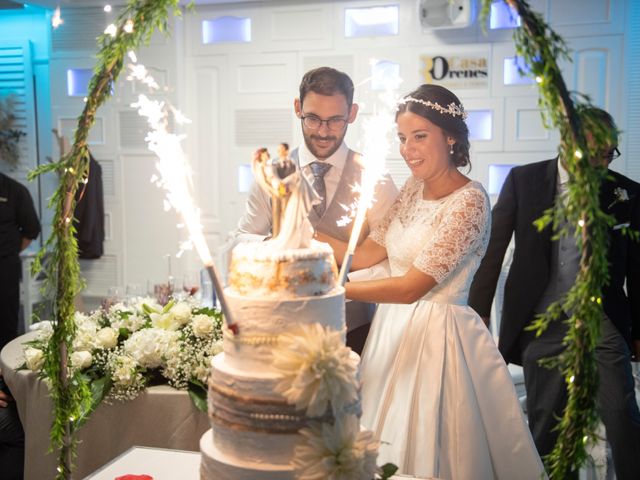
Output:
[74, 155, 105, 259]
[468, 158, 640, 365]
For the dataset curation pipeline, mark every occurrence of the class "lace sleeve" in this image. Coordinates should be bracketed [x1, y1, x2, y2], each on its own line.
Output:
[413, 186, 489, 283]
[369, 177, 417, 247]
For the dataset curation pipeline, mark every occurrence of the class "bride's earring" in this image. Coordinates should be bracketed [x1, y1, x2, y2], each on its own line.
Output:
[449, 143, 454, 155]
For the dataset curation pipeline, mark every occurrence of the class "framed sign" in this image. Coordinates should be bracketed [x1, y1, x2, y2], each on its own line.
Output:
[420, 53, 489, 90]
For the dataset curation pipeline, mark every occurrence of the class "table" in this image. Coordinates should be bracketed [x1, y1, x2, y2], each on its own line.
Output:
[85, 446, 433, 480]
[0, 332, 209, 480]
[84, 446, 200, 479]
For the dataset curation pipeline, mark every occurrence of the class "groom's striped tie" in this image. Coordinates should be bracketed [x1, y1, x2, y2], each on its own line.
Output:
[309, 161, 332, 217]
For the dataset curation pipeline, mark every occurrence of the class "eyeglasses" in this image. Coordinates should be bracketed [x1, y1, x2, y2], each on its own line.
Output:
[300, 115, 348, 131]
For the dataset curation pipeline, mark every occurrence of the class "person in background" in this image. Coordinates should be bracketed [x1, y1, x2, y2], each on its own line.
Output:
[0, 172, 40, 349]
[0, 375, 23, 480]
[230, 66, 398, 354]
[317, 84, 544, 478]
[468, 107, 640, 479]
[0, 171, 39, 480]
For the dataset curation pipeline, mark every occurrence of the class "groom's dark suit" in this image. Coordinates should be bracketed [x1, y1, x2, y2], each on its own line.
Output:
[468, 158, 640, 478]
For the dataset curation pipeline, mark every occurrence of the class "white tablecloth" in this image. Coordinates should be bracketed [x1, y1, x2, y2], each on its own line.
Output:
[0, 332, 209, 480]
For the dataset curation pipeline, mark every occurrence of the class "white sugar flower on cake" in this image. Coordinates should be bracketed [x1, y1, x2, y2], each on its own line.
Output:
[293, 415, 380, 480]
[271, 323, 358, 417]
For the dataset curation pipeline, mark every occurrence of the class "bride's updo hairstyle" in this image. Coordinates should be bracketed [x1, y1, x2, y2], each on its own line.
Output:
[396, 84, 471, 169]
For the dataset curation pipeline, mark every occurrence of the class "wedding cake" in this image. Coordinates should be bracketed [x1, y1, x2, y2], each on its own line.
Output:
[199, 240, 350, 479]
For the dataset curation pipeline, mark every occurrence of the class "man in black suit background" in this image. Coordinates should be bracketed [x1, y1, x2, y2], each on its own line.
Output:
[468, 108, 640, 479]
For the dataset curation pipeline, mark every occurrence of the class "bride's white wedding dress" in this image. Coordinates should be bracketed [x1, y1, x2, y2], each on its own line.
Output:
[360, 177, 545, 479]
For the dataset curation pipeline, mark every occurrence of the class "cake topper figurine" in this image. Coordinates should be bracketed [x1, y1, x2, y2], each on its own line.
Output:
[252, 146, 320, 249]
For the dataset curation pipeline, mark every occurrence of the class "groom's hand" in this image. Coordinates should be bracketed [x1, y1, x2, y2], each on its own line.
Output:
[0, 390, 13, 408]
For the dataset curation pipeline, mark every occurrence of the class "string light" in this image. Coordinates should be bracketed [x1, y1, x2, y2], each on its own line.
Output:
[104, 5, 112, 13]
[124, 19, 134, 33]
[574, 149, 583, 159]
[104, 24, 117, 37]
[578, 219, 585, 227]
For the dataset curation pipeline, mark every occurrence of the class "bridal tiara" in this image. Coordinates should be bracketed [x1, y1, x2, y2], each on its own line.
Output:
[399, 97, 468, 120]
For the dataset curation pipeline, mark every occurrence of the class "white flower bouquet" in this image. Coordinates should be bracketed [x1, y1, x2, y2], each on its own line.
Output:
[22, 297, 223, 411]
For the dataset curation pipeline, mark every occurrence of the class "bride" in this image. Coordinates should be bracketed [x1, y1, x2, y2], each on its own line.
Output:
[317, 84, 545, 479]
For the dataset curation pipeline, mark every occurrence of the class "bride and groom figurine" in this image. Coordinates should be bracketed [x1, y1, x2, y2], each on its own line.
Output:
[251, 146, 320, 250]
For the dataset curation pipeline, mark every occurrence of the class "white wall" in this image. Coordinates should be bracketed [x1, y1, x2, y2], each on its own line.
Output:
[41, 0, 637, 296]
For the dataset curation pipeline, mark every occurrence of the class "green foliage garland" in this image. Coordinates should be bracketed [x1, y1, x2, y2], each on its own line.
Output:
[481, 1, 621, 477]
[28, 1, 185, 478]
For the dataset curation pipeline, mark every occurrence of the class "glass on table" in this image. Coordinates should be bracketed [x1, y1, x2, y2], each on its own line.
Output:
[102, 286, 123, 310]
[125, 283, 144, 299]
[181, 273, 200, 297]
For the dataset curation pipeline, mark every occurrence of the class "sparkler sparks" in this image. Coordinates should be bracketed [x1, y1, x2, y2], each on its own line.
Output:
[337, 89, 398, 285]
[127, 58, 236, 329]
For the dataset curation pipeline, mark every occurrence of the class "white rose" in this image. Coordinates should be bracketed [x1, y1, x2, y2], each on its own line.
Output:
[171, 302, 192, 325]
[24, 347, 45, 371]
[71, 351, 93, 370]
[96, 327, 119, 349]
[192, 314, 214, 337]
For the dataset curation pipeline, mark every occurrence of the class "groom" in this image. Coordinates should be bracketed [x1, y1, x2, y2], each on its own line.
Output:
[231, 67, 398, 354]
[468, 108, 640, 478]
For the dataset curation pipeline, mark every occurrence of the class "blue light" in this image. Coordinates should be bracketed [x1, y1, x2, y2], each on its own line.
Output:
[202, 16, 251, 44]
[345, 6, 399, 38]
[238, 164, 253, 193]
[467, 110, 492, 140]
[67, 68, 93, 97]
[490, 1, 521, 30]
[503, 56, 533, 85]
[488, 164, 517, 195]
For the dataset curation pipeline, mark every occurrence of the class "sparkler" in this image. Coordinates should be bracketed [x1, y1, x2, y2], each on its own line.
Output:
[127, 60, 236, 330]
[337, 90, 397, 286]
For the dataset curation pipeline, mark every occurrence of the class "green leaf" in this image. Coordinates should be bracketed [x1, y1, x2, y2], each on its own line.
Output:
[74, 376, 112, 429]
[187, 381, 208, 412]
[162, 299, 175, 313]
[379, 463, 398, 479]
[142, 302, 160, 314]
[90, 376, 112, 407]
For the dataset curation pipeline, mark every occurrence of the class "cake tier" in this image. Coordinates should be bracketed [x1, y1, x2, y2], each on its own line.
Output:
[200, 430, 294, 480]
[228, 241, 337, 298]
[208, 354, 334, 434]
[223, 287, 345, 370]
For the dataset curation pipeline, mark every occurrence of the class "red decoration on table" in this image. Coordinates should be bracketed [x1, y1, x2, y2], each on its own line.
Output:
[115, 475, 153, 480]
